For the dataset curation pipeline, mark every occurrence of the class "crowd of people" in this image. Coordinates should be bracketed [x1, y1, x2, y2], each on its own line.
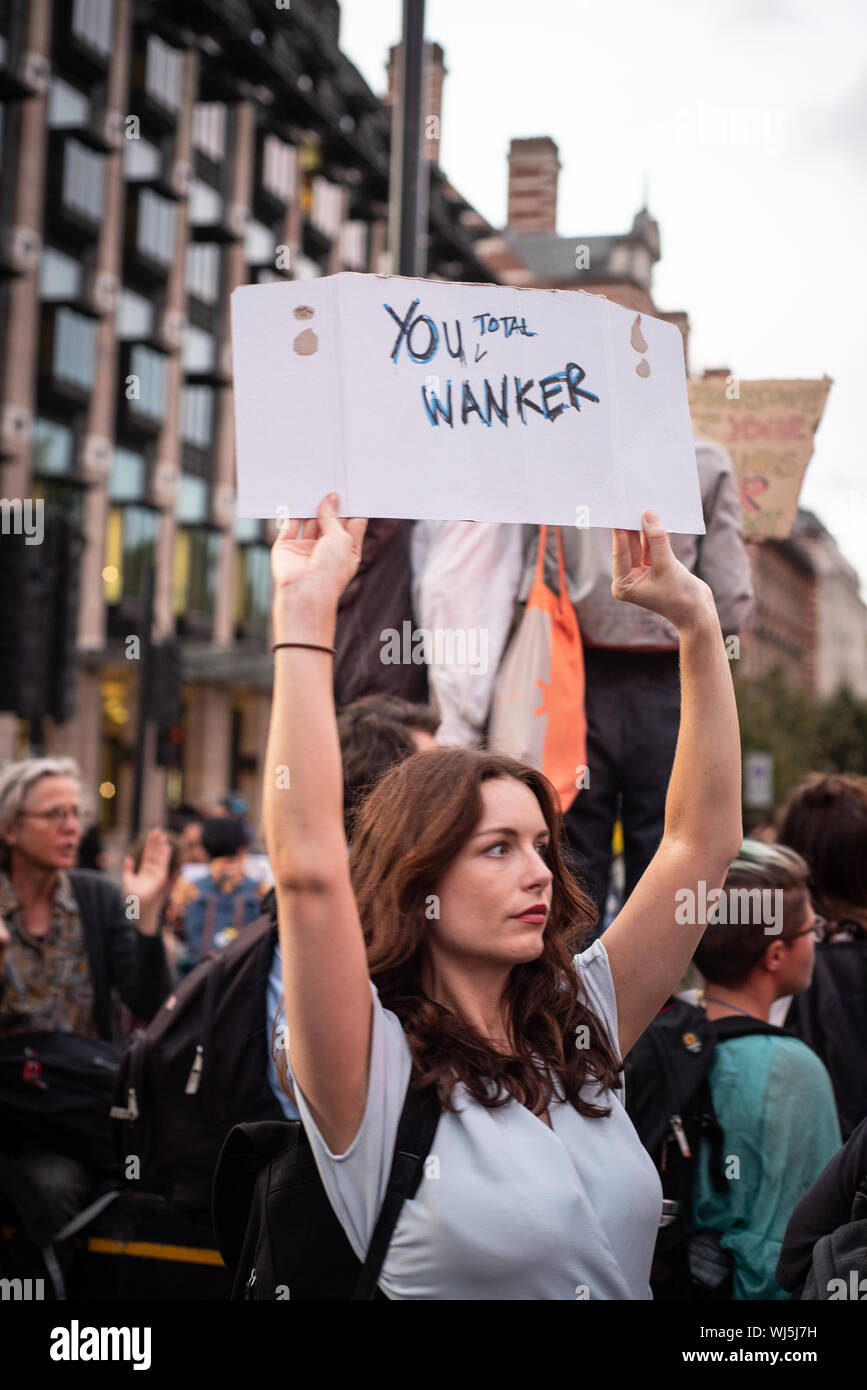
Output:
[0, 486, 866, 1301]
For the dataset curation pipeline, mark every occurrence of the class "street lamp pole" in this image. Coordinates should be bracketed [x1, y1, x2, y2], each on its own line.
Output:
[388, 0, 428, 277]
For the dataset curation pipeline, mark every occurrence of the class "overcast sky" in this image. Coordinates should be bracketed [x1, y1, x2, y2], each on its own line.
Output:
[339, 0, 867, 590]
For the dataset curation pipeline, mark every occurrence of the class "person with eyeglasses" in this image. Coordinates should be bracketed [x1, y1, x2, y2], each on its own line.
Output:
[0, 756, 173, 1248]
[776, 772, 867, 1140]
[687, 840, 843, 1300]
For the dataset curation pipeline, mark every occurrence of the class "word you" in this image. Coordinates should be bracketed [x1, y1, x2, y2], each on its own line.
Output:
[380, 622, 489, 676]
[384, 297, 600, 430]
[49, 1321, 151, 1371]
[674, 881, 783, 935]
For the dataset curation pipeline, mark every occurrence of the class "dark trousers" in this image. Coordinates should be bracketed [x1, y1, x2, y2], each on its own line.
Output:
[564, 646, 681, 935]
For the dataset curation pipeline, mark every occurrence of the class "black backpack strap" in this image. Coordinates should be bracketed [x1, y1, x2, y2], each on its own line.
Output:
[350, 1078, 441, 1300]
[212, 1121, 297, 1278]
[707, 1015, 793, 1042]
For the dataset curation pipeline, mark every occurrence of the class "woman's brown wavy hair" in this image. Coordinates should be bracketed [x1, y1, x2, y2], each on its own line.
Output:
[275, 746, 622, 1118]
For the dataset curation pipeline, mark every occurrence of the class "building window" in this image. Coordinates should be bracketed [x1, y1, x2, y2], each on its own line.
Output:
[72, 0, 114, 57]
[182, 325, 215, 373]
[173, 526, 221, 619]
[32, 418, 75, 475]
[128, 344, 168, 418]
[179, 386, 214, 449]
[137, 188, 176, 265]
[117, 286, 155, 340]
[145, 34, 184, 113]
[185, 242, 220, 303]
[62, 140, 105, 222]
[235, 515, 261, 543]
[109, 446, 147, 502]
[47, 76, 90, 129]
[31, 476, 87, 529]
[49, 307, 97, 390]
[104, 503, 159, 604]
[188, 179, 223, 227]
[291, 253, 321, 281]
[192, 103, 226, 161]
[234, 543, 271, 636]
[39, 246, 83, 301]
[310, 177, 342, 238]
[176, 472, 208, 524]
[245, 219, 274, 267]
[339, 221, 368, 271]
[124, 136, 162, 182]
[262, 134, 296, 202]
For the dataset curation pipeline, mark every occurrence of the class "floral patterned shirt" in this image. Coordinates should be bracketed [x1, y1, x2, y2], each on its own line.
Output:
[0, 868, 97, 1038]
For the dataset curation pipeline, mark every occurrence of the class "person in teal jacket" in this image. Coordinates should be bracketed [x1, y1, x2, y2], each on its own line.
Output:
[690, 840, 842, 1300]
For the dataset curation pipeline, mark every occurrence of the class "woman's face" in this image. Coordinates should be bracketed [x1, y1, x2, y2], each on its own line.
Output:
[4, 775, 83, 872]
[778, 895, 818, 996]
[428, 777, 554, 970]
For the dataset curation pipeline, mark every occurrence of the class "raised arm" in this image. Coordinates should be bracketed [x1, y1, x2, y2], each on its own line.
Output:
[262, 493, 370, 1155]
[600, 511, 743, 1057]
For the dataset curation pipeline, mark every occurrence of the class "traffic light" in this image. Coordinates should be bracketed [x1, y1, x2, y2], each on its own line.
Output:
[156, 719, 184, 771]
[147, 639, 184, 769]
[0, 505, 82, 722]
[46, 508, 83, 723]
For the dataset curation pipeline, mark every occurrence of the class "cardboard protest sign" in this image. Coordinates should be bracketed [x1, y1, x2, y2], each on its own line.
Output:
[687, 376, 832, 539]
[231, 273, 704, 532]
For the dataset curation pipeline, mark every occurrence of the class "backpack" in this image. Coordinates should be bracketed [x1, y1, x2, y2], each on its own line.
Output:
[799, 1174, 867, 1300]
[212, 1075, 441, 1300]
[623, 997, 790, 1299]
[110, 897, 284, 1221]
[181, 870, 264, 964]
[0, 1030, 121, 1175]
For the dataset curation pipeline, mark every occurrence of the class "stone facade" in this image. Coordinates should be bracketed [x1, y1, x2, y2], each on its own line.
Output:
[0, 0, 500, 857]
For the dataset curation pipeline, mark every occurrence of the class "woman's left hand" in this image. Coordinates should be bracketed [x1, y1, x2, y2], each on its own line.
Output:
[123, 828, 173, 918]
[611, 510, 715, 632]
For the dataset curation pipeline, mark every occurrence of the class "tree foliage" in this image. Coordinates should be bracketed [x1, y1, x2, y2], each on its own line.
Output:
[733, 666, 867, 818]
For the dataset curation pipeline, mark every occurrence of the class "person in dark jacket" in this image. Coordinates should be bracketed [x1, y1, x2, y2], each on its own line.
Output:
[777, 1114, 867, 1297]
[776, 772, 867, 1138]
[0, 756, 173, 1240]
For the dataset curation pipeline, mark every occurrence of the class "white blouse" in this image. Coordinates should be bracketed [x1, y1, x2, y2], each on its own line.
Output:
[285, 936, 662, 1299]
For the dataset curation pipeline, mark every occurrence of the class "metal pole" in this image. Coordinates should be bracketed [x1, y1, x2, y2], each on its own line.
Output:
[130, 563, 155, 839]
[388, 0, 427, 276]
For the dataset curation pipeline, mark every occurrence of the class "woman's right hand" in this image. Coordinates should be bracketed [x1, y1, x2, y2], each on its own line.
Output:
[271, 492, 367, 610]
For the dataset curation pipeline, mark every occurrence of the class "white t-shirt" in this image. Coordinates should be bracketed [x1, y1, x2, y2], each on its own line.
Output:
[285, 936, 663, 1300]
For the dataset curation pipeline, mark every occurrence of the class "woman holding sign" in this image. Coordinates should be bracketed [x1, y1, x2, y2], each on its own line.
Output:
[263, 493, 741, 1300]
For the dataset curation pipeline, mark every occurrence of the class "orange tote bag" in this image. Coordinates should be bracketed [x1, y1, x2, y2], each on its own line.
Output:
[488, 526, 587, 814]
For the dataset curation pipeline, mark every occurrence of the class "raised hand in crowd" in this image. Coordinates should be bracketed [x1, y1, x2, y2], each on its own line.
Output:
[122, 827, 174, 937]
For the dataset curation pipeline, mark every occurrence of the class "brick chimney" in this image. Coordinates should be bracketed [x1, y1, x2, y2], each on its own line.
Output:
[507, 137, 560, 235]
[386, 41, 447, 165]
